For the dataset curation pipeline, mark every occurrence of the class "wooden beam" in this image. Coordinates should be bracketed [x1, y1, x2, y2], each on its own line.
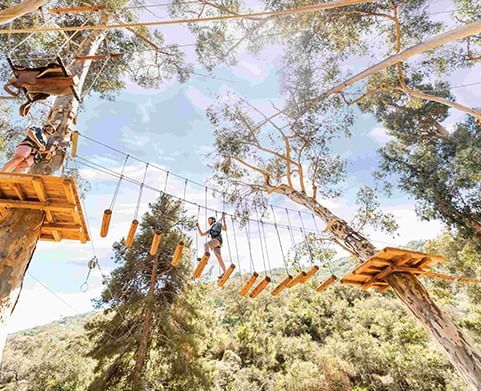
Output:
[74, 53, 122, 61]
[62, 180, 76, 204]
[32, 177, 54, 222]
[0, 199, 73, 211]
[12, 184, 25, 200]
[42, 223, 82, 232]
[48, 5, 107, 14]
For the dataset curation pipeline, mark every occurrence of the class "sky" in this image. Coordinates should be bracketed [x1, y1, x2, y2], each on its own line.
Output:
[6, 0, 481, 333]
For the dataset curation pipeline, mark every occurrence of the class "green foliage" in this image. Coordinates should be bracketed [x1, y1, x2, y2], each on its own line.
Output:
[85, 194, 209, 390]
[4, 231, 481, 390]
[377, 116, 481, 243]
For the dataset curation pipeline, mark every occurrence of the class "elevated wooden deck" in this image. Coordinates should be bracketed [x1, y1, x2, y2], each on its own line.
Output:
[341, 247, 444, 292]
[0, 173, 89, 243]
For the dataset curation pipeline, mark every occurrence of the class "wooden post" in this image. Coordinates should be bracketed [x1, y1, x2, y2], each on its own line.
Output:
[272, 275, 292, 296]
[239, 272, 258, 296]
[316, 275, 337, 293]
[71, 130, 79, 157]
[100, 209, 112, 238]
[125, 219, 138, 247]
[193, 252, 209, 279]
[249, 277, 271, 298]
[131, 254, 159, 390]
[217, 264, 235, 287]
[149, 231, 161, 256]
[286, 271, 307, 288]
[301, 265, 319, 283]
[171, 241, 184, 267]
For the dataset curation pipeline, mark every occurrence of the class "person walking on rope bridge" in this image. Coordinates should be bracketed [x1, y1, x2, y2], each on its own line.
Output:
[196, 213, 227, 276]
[2, 122, 56, 173]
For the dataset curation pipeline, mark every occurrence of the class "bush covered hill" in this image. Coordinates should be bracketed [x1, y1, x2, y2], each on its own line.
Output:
[1, 234, 480, 390]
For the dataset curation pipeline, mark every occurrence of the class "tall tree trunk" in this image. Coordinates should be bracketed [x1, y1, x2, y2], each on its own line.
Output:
[0, 12, 110, 362]
[323, 20, 481, 96]
[0, 0, 48, 26]
[267, 183, 481, 389]
[131, 255, 159, 390]
[387, 273, 481, 388]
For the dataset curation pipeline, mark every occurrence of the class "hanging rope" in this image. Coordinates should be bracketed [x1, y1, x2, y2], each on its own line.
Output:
[245, 220, 256, 274]
[134, 163, 149, 220]
[285, 208, 297, 248]
[255, 206, 268, 276]
[109, 154, 129, 210]
[298, 211, 315, 265]
[260, 220, 273, 276]
[231, 215, 244, 284]
[311, 213, 335, 275]
[195, 206, 201, 259]
[271, 206, 290, 275]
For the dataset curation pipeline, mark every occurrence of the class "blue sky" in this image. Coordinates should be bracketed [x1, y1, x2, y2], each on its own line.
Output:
[7, 0, 481, 332]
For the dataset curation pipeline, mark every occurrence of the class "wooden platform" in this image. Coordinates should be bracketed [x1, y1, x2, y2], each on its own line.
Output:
[340, 247, 445, 292]
[0, 173, 89, 243]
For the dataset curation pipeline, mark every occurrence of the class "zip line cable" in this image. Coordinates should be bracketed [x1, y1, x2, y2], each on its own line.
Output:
[74, 131, 318, 218]
[0, 1, 375, 35]
[73, 155, 319, 234]
[27, 272, 81, 315]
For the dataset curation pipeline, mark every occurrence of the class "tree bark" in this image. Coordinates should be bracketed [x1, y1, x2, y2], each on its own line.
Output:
[131, 255, 159, 390]
[0, 0, 48, 26]
[0, 12, 110, 363]
[323, 20, 481, 96]
[388, 273, 481, 389]
[267, 183, 481, 389]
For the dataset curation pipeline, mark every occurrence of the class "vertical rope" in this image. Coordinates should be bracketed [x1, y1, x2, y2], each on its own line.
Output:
[204, 187, 208, 244]
[134, 163, 149, 220]
[195, 206, 200, 258]
[260, 220, 273, 276]
[231, 216, 244, 284]
[109, 154, 129, 210]
[271, 206, 289, 275]
[298, 211, 315, 265]
[255, 207, 268, 275]
[285, 208, 299, 268]
[164, 171, 170, 193]
[245, 220, 256, 274]
[311, 214, 334, 275]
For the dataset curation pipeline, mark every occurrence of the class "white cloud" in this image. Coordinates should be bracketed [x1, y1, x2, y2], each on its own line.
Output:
[185, 86, 213, 111]
[369, 127, 392, 145]
[7, 281, 100, 333]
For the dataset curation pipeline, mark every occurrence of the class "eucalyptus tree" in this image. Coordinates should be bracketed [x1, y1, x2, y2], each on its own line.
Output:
[0, 0, 192, 360]
[206, 92, 481, 388]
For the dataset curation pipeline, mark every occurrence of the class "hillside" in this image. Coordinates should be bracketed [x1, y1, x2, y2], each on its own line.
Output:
[1, 236, 479, 391]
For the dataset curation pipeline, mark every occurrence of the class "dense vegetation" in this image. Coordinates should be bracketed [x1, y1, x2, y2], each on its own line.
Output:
[1, 232, 479, 390]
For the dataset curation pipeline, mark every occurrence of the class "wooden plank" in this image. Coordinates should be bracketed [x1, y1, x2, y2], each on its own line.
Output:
[32, 178, 55, 222]
[42, 224, 82, 232]
[0, 199, 73, 211]
[12, 184, 25, 200]
[62, 180, 76, 204]
[51, 230, 62, 241]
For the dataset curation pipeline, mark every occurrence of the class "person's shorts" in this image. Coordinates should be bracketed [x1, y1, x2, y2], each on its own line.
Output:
[206, 238, 222, 249]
